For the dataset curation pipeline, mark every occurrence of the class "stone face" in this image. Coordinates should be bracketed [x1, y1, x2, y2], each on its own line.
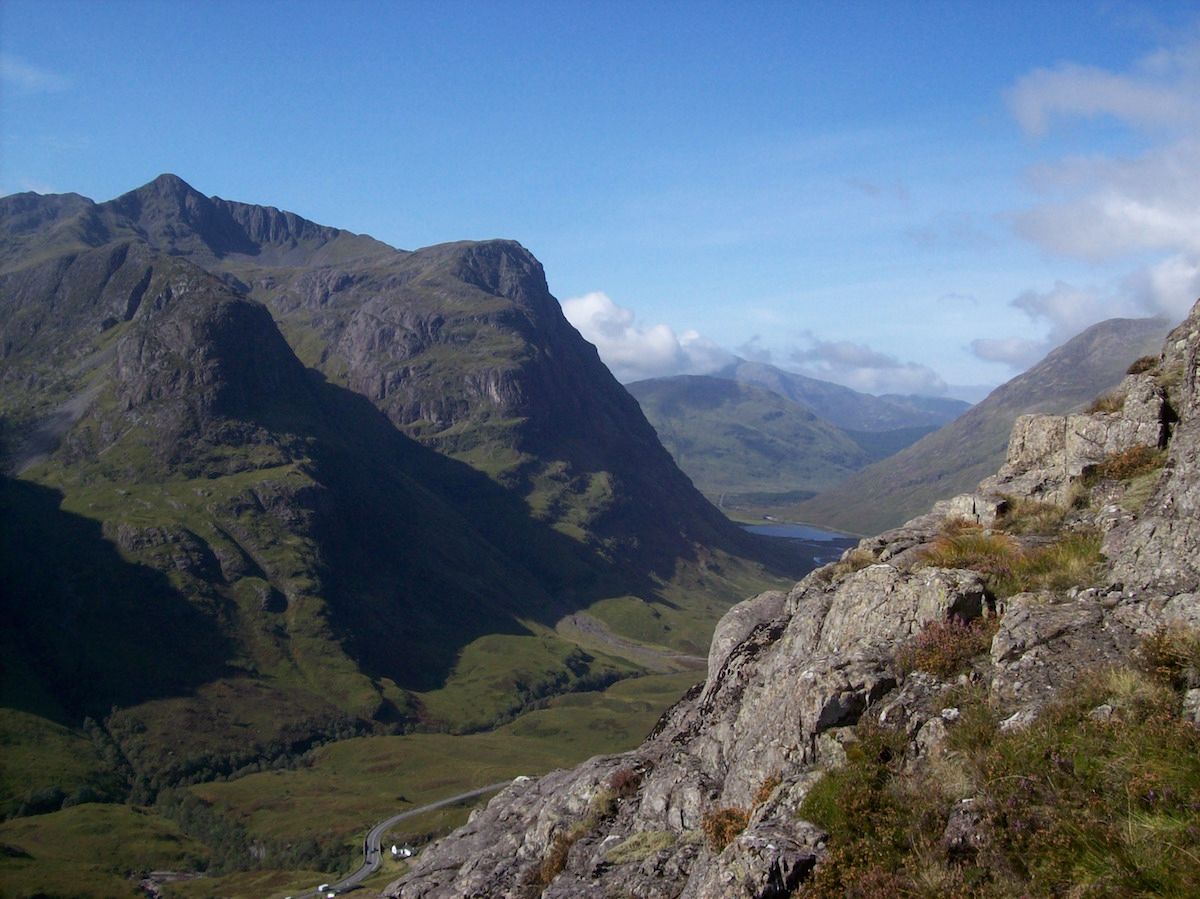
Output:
[390, 301, 1200, 899]
[979, 375, 1166, 503]
[1107, 303, 1200, 594]
[707, 590, 787, 678]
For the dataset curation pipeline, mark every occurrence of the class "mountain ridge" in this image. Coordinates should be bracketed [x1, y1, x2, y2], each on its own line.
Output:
[0, 175, 801, 830]
[791, 314, 1173, 534]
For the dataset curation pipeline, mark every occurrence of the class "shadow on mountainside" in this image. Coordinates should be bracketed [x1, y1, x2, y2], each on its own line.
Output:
[229, 370, 655, 693]
[0, 476, 232, 719]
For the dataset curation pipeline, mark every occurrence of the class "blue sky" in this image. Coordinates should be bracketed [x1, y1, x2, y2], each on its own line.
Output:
[3, 1, 1199, 400]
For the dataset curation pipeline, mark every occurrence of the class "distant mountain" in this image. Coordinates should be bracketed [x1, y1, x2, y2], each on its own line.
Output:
[791, 315, 1173, 534]
[713, 359, 970, 432]
[0, 175, 798, 806]
[627, 367, 963, 516]
[626, 375, 871, 509]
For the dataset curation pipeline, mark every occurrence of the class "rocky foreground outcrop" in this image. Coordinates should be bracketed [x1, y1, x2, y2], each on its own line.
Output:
[386, 299, 1200, 899]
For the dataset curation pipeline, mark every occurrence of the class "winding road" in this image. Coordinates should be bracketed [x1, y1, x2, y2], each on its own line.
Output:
[292, 781, 512, 897]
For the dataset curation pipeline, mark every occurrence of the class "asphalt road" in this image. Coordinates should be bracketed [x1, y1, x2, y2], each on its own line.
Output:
[292, 781, 512, 897]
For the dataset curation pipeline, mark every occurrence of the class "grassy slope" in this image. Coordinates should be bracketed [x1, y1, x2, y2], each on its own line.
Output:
[0, 804, 212, 899]
[0, 672, 699, 899]
[792, 316, 1172, 535]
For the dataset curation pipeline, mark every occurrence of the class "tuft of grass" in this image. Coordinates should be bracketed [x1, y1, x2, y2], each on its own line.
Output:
[896, 616, 1000, 679]
[940, 516, 983, 537]
[1086, 391, 1126, 414]
[533, 768, 635, 886]
[997, 529, 1105, 596]
[752, 771, 783, 808]
[607, 766, 643, 798]
[919, 531, 1020, 583]
[815, 547, 875, 584]
[1083, 445, 1166, 487]
[1136, 625, 1200, 691]
[701, 806, 751, 852]
[994, 497, 1068, 536]
[919, 528, 1104, 598]
[605, 830, 677, 864]
[1127, 355, 1159, 375]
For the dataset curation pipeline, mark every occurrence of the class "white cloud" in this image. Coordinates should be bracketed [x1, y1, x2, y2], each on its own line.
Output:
[982, 37, 1200, 372]
[969, 335, 1049, 370]
[734, 335, 773, 363]
[788, 333, 948, 396]
[0, 53, 70, 95]
[1006, 61, 1193, 136]
[1015, 140, 1200, 261]
[560, 291, 731, 382]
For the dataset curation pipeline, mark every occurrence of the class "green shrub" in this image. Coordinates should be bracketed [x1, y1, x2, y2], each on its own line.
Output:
[798, 722, 937, 896]
[896, 616, 999, 679]
[969, 670, 1200, 896]
[798, 671, 1200, 897]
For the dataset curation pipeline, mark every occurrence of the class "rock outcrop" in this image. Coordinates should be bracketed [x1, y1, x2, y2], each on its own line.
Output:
[387, 299, 1200, 898]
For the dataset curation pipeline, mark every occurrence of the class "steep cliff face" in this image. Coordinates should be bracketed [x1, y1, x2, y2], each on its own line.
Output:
[388, 300, 1200, 898]
[1, 175, 756, 571]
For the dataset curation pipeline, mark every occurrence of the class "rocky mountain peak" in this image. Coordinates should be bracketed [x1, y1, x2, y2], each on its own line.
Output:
[106, 173, 257, 258]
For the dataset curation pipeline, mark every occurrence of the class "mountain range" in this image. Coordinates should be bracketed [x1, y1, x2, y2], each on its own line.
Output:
[627, 368, 966, 512]
[0, 175, 801, 817]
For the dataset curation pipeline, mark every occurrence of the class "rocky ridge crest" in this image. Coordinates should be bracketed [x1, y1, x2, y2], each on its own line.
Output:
[387, 299, 1200, 898]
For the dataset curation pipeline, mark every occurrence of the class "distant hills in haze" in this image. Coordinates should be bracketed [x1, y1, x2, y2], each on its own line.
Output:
[628, 362, 968, 514]
[628, 319, 1171, 534]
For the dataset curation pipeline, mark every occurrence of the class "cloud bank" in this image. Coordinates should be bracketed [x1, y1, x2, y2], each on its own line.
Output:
[0, 53, 70, 95]
[789, 334, 948, 396]
[977, 38, 1200, 372]
[560, 292, 731, 382]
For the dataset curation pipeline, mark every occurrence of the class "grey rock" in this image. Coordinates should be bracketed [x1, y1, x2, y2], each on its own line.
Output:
[1183, 689, 1200, 727]
[683, 821, 825, 899]
[942, 798, 987, 861]
[708, 591, 787, 678]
